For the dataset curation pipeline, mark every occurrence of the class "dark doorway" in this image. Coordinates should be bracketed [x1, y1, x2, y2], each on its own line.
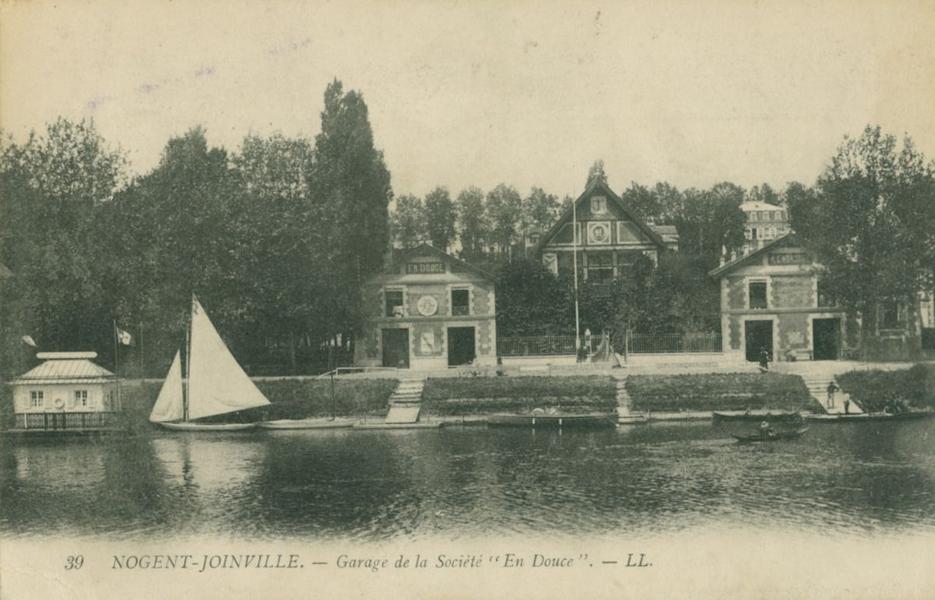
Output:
[447, 327, 476, 366]
[745, 320, 773, 362]
[381, 329, 409, 368]
[813, 318, 841, 360]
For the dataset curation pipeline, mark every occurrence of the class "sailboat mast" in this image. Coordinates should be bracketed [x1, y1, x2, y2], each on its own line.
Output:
[184, 304, 192, 422]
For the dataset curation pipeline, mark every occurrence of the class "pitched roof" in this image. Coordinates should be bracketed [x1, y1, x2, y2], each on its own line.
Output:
[708, 233, 800, 278]
[391, 243, 494, 280]
[535, 178, 668, 254]
[14, 355, 116, 385]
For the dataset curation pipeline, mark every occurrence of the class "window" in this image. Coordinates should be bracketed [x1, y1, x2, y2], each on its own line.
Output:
[451, 289, 470, 316]
[591, 196, 607, 214]
[75, 390, 88, 408]
[750, 227, 758, 240]
[586, 253, 614, 282]
[817, 279, 834, 308]
[30, 390, 44, 408]
[385, 290, 405, 317]
[749, 281, 768, 309]
[881, 301, 900, 329]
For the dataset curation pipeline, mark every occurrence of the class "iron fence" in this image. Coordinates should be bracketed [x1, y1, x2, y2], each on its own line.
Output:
[628, 333, 722, 354]
[497, 332, 722, 356]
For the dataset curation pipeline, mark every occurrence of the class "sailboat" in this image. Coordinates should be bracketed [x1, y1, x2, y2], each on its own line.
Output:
[149, 296, 270, 431]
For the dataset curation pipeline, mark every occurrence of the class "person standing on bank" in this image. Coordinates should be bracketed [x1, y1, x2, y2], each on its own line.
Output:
[826, 381, 839, 409]
[844, 397, 850, 415]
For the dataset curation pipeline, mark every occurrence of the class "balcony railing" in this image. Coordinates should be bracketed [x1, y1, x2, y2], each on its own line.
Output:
[14, 412, 121, 430]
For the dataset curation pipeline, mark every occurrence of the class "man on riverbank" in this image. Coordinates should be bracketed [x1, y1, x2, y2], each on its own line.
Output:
[826, 381, 839, 409]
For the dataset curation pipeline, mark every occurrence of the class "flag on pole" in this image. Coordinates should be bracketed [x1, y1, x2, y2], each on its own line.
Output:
[21, 335, 37, 347]
[115, 325, 133, 346]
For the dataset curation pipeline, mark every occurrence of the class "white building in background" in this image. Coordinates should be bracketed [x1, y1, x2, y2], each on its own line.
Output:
[10, 351, 121, 432]
[739, 201, 790, 255]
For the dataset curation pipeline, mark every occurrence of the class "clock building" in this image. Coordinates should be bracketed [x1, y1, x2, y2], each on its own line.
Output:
[353, 244, 497, 370]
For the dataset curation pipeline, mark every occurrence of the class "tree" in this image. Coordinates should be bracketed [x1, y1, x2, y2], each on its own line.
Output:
[620, 182, 661, 221]
[675, 182, 745, 269]
[391, 194, 425, 248]
[791, 125, 935, 338]
[521, 187, 560, 252]
[485, 184, 522, 258]
[309, 79, 393, 341]
[230, 133, 316, 371]
[423, 186, 456, 251]
[456, 186, 487, 259]
[746, 183, 781, 205]
[0, 118, 127, 371]
[494, 259, 573, 336]
[585, 159, 608, 188]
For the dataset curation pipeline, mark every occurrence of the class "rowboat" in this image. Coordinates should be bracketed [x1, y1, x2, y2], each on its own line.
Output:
[487, 413, 617, 428]
[257, 418, 354, 430]
[713, 411, 803, 423]
[733, 427, 809, 443]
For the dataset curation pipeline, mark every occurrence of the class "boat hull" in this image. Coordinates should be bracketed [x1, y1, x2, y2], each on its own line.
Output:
[487, 413, 617, 428]
[805, 411, 934, 423]
[733, 427, 809, 443]
[713, 411, 803, 423]
[156, 421, 256, 432]
[257, 418, 354, 430]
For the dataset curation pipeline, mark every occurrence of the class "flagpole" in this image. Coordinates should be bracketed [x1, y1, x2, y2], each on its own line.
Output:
[114, 320, 122, 412]
[139, 321, 144, 378]
[573, 188, 581, 358]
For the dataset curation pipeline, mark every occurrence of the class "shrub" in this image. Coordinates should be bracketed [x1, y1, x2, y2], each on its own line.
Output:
[837, 364, 934, 413]
[627, 372, 817, 412]
[422, 376, 616, 416]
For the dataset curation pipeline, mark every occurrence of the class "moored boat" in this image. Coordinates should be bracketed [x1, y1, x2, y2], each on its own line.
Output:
[733, 427, 809, 443]
[487, 412, 617, 428]
[149, 296, 270, 432]
[805, 411, 934, 423]
[257, 418, 354, 430]
[713, 411, 803, 423]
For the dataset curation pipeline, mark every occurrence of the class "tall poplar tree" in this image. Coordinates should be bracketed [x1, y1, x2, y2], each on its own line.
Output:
[308, 79, 392, 340]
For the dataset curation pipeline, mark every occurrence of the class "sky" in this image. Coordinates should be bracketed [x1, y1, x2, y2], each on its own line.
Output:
[2, 0, 934, 199]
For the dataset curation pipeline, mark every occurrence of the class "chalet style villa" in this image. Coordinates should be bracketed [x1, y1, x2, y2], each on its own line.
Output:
[535, 179, 678, 283]
[354, 244, 497, 370]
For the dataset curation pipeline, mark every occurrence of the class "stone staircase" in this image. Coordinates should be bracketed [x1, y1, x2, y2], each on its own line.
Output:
[801, 374, 862, 415]
[383, 376, 425, 424]
[614, 375, 632, 417]
[772, 362, 864, 415]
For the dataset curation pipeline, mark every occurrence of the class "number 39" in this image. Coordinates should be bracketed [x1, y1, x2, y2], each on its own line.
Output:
[64, 555, 84, 570]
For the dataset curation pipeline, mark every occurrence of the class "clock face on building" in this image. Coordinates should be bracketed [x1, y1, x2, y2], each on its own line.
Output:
[588, 221, 611, 245]
[416, 295, 438, 316]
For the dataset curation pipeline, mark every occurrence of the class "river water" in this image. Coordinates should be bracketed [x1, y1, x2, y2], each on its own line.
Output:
[2, 421, 935, 541]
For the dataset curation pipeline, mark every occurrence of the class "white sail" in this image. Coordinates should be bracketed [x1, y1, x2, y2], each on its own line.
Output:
[149, 351, 184, 423]
[187, 297, 270, 420]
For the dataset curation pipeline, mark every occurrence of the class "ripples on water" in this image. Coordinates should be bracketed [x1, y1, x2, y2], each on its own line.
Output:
[2, 421, 934, 541]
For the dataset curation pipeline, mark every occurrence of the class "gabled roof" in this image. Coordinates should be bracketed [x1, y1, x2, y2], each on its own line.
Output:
[535, 178, 668, 254]
[391, 243, 494, 280]
[708, 233, 802, 278]
[14, 354, 116, 385]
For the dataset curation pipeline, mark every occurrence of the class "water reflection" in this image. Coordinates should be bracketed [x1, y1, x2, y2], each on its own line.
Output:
[2, 421, 935, 541]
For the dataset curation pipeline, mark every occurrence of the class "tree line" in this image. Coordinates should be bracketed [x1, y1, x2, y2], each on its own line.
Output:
[0, 80, 391, 377]
[2, 101, 932, 378]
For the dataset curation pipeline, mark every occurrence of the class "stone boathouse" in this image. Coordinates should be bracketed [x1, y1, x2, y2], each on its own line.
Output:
[354, 244, 497, 370]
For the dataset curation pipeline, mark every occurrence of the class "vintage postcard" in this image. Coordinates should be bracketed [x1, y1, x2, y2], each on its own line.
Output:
[1, 1, 934, 598]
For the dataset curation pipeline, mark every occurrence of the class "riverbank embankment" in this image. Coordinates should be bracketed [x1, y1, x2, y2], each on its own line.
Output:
[3, 363, 934, 431]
